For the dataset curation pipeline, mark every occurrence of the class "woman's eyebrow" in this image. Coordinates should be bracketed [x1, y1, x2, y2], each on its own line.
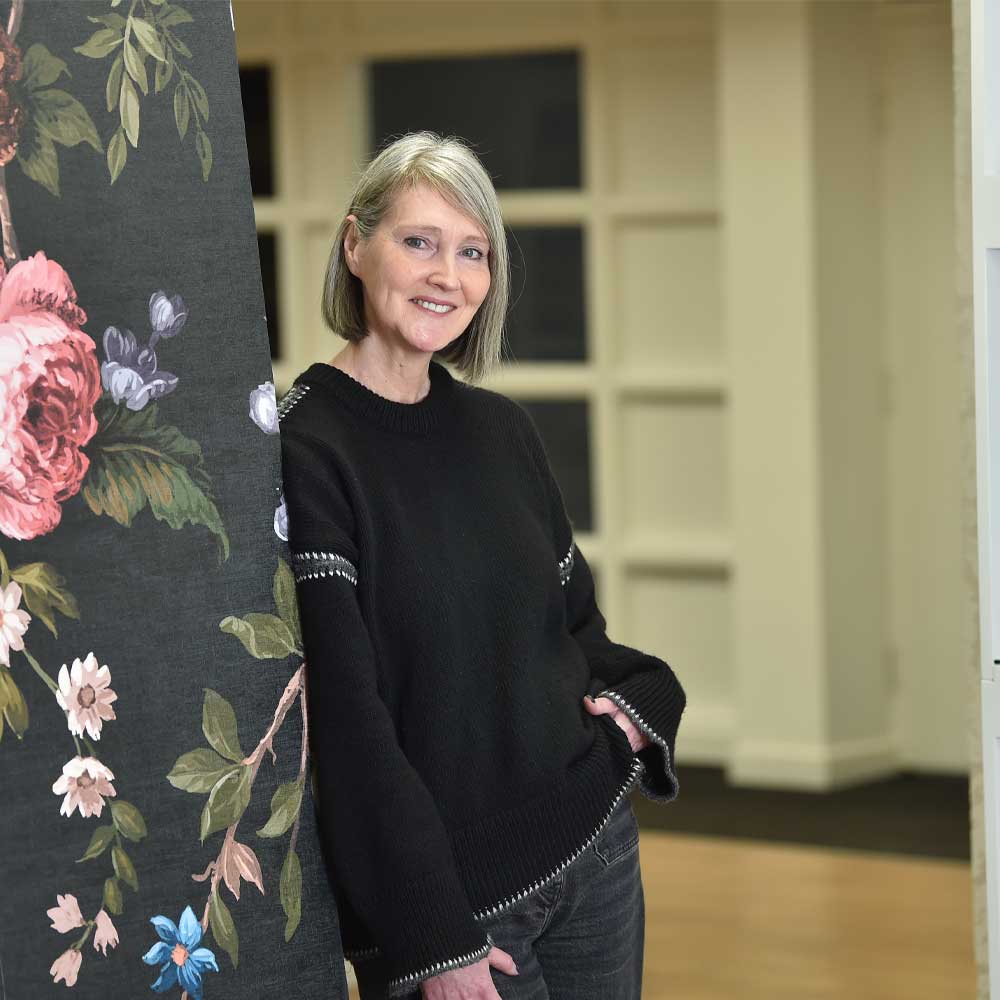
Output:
[394, 223, 489, 246]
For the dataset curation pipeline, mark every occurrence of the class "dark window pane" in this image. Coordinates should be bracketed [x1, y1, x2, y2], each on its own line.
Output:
[369, 51, 580, 189]
[518, 399, 593, 532]
[504, 227, 585, 363]
[239, 65, 274, 196]
[258, 232, 280, 360]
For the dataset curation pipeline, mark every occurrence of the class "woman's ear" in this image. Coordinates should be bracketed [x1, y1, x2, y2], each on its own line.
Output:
[343, 214, 361, 277]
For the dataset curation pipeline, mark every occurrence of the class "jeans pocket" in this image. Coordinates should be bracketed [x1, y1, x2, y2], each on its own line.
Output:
[593, 798, 640, 867]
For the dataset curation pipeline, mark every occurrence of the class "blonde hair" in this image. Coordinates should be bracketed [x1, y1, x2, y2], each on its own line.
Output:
[321, 131, 509, 384]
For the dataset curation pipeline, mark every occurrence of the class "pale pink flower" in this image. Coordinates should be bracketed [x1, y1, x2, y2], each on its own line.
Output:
[0, 578, 29, 665]
[92, 909, 118, 955]
[52, 755, 116, 818]
[55, 651, 117, 740]
[220, 839, 264, 901]
[50, 947, 81, 986]
[0, 250, 101, 541]
[46, 893, 84, 933]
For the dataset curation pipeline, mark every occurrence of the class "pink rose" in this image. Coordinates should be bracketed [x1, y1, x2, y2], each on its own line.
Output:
[0, 250, 101, 540]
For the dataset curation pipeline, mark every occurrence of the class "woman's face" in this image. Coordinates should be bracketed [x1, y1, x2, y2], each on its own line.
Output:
[344, 183, 492, 358]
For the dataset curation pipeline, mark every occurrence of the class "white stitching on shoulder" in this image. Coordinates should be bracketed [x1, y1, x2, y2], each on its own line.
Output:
[290, 549, 358, 585]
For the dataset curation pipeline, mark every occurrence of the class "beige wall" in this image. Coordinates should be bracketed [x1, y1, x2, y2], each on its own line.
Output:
[235, 0, 966, 781]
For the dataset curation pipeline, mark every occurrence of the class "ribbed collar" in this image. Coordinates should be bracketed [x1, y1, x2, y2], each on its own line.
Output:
[294, 357, 459, 435]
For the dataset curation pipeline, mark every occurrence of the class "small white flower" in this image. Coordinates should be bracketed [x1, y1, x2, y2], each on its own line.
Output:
[55, 652, 117, 740]
[250, 381, 278, 434]
[52, 756, 117, 818]
[0, 580, 31, 667]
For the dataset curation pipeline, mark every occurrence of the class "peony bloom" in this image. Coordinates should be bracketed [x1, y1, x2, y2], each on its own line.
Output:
[46, 893, 85, 934]
[92, 909, 118, 955]
[143, 904, 218, 1000]
[55, 651, 117, 740]
[0, 578, 30, 666]
[52, 755, 116, 818]
[0, 250, 101, 540]
[249, 380, 277, 434]
[49, 947, 82, 987]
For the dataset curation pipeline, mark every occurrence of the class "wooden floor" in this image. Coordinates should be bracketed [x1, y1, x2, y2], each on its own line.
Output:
[347, 830, 976, 999]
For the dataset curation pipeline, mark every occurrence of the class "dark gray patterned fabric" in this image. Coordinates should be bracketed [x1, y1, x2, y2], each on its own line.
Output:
[0, 2, 347, 997]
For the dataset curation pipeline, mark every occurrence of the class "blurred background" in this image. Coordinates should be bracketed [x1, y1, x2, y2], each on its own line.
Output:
[231, 1, 976, 996]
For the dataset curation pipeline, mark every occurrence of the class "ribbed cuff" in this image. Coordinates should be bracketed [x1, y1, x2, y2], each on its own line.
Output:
[597, 666, 686, 802]
[378, 867, 491, 994]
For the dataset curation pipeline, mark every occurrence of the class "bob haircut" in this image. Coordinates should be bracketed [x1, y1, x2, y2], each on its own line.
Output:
[320, 131, 510, 385]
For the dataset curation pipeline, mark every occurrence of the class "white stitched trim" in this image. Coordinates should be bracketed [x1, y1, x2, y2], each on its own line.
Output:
[596, 688, 680, 802]
[277, 383, 310, 420]
[291, 549, 358, 586]
[558, 540, 574, 587]
[385, 933, 495, 995]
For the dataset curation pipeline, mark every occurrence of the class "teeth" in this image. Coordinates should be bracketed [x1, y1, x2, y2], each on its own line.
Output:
[414, 298, 454, 314]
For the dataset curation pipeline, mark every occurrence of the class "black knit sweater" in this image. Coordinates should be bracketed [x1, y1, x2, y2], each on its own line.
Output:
[277, 358, 686, 996]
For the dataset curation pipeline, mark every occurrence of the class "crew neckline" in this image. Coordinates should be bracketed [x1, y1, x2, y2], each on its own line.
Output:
[295, 357, 459, 435]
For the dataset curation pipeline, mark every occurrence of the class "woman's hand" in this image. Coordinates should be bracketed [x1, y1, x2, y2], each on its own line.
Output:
[583, 695, 650, 753]
[419, 944, 518, 998]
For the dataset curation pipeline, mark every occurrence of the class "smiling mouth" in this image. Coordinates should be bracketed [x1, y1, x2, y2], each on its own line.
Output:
[412, 298, 457, 314]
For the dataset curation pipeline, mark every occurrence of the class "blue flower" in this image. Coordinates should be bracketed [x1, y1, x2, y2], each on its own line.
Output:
[142, 905, 218, 1000]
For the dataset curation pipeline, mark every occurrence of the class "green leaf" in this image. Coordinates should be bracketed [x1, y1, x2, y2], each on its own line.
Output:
[200, 765, 252, 843]
[107, 127, 127, 184]
[280, 848, 302, 942]
[81, 398, 230, 561]
[186, 74, 208, 121]
[8, 561, 79, 639]
[122, 37, 148, 96]
[202, 689, 244, 763]
[0, 668, 28, 738]
[167, 748, 235, 794]
[17, 129, 59, 197]
[87, 13, 127, 30]
[165, 28, 192, 59]
[273, 559, 301, 647]
[77, 824, 115, 862]
[155, 49, 174, 94]
[173, 83, 189, 139]
[29, 88, 101, 152]
[208, 887, 238, 969]
[110, 800, 148, 842]
[102, 877, 123, 915]
[111, 844, 138, 891]
[257, 778, 303, 838]
[219, 613, 296, 660]
[73, 28, 123, 60]
[119, 73, 140, 146]
[106, 52, 124, 113]
[22, 43, 69, 91]
[160, 6, 194, 28]
[131, 17, 166, 62]
[195, 128, 212, 181]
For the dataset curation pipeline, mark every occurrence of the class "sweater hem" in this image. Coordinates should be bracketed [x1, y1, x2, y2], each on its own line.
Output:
[343, 725, 645, 966]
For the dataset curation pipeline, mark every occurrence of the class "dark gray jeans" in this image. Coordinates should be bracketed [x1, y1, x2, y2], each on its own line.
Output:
[354, 795, 645, 999]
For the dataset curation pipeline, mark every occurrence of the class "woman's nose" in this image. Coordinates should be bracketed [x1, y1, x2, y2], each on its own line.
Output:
[429, 255, 460, 289]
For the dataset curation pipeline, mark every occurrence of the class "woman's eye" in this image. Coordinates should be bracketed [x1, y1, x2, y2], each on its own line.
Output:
[403, 236, 428, 249]
[462, 247, 487, 260]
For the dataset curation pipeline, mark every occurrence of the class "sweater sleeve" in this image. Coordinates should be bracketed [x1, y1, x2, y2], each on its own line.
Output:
[516, 405, 687, 803]
[279, 427, 492, 994]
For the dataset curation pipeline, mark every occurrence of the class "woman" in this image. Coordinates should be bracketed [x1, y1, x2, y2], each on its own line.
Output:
[278, 131, 686, 1000]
